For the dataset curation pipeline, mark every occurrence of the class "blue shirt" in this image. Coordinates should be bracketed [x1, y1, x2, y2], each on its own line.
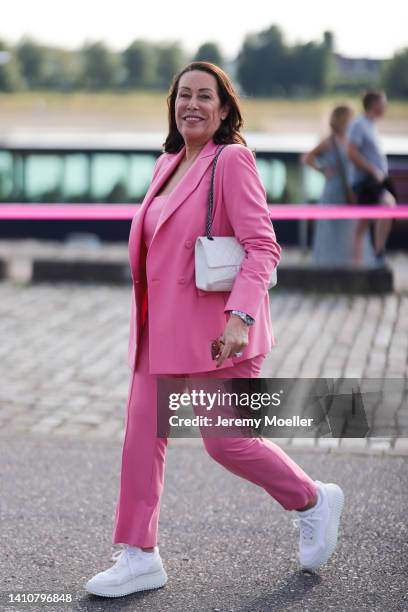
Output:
[347, 114, 388, 185]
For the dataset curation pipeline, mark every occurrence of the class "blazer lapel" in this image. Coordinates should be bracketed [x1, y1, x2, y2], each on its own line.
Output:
[128, 147, 185, 278]
[129, 138, 221, 279]
[141, 146, 186, 214]
[151, 138, 221, 243]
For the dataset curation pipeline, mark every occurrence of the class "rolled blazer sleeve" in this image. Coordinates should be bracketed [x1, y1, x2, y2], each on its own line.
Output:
[220, 145, 282, 320]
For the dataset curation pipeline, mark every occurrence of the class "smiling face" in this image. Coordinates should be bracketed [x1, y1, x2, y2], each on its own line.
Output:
[175, 70, 230, 147]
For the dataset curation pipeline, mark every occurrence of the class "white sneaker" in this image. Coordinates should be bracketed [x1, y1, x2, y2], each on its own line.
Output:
[293, 480, 344, 572]
[84, 545, 167, 597]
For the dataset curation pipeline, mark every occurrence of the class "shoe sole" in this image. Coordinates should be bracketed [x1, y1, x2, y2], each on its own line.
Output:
[85, 569, 168, 598]
[300, 483, 344, 572]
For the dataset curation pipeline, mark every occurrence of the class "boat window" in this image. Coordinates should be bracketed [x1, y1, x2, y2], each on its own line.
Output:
[0, 151, 13, 200]
[256, 158, 287, 201]
[25, 154, 64, 202]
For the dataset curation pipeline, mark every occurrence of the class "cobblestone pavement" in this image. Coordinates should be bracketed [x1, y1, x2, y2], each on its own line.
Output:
[1, 279, 407, 455]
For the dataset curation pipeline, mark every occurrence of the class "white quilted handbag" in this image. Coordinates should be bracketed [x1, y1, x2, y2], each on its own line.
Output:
[194, 145, 278, 292]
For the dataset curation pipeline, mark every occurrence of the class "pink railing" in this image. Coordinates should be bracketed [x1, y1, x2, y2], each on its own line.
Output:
[0, 204, 408, 220]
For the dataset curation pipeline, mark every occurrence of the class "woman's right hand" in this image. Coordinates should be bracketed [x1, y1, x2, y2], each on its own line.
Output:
[214, 315, 249, 368]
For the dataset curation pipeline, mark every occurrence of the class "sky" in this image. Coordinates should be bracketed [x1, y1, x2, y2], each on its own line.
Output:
[3, 0, 408, 59]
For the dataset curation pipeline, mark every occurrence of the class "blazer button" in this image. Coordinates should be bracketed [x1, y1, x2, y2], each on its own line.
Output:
[178, 277, 186, 284]
[184, 240, 193, 248]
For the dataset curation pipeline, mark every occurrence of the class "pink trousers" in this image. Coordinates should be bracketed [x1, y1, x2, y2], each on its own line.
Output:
[112, 317, 317, 547]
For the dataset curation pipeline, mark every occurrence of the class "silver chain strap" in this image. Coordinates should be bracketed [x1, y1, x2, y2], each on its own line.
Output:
[205, 144, 227, 240]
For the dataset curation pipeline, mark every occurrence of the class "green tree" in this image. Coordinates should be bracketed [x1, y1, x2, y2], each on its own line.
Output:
[155, 42, 185, 89]
[122, 40, 157, 88]
[237, 25, 287, 96]
[80, 41, 121, 90]
[0, 40, 23, 91]
[14, 38, 82, 90]
[193, 42, 223, 67]
[16, 38, 48, 88]
[383, 47, 408, 98]
[237, 25, 334, 97]
[323, 31, 334, 54]
[38, 47, 82, 90]
[322, 31, 336, 92]
[288, 40, 330, 95]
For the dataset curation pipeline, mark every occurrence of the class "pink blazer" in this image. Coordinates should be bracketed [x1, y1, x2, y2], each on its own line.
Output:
[127, 137, 282, 374]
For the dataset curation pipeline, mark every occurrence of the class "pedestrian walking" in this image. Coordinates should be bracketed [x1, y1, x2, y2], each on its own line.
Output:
[85, 61, 344, 598]
[347, 89, 397, 266]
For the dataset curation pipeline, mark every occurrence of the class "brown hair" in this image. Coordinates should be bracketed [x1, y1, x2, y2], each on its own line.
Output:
[329, 105, 353, 135]
[163, 61, 247, 153]
[362, 89, 386, 111]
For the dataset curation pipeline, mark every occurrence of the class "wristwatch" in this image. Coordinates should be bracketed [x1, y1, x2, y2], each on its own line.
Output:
[229, 310, 255, 326]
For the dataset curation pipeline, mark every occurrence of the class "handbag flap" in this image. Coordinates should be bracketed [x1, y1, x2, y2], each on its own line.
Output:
[196, 236, 245, 269]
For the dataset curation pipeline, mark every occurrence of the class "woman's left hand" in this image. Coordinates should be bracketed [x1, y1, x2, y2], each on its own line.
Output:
[215, 315, 249, 368]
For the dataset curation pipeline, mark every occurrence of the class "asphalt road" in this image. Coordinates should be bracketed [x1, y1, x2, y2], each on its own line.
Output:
[1, 434, 407, 612]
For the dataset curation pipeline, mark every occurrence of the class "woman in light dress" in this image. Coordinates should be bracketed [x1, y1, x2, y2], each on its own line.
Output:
[303, 105, 374, 267]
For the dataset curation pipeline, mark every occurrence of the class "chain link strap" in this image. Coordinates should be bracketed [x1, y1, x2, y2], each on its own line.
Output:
[205, 144, 227, 240]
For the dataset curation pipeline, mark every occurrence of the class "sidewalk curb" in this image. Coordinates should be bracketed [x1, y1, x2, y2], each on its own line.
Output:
[168, 436, 408, 457]
[1, 431, 408, 457]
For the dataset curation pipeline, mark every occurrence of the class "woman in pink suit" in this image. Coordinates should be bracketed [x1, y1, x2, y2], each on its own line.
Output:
[85, 62, 344, 598]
